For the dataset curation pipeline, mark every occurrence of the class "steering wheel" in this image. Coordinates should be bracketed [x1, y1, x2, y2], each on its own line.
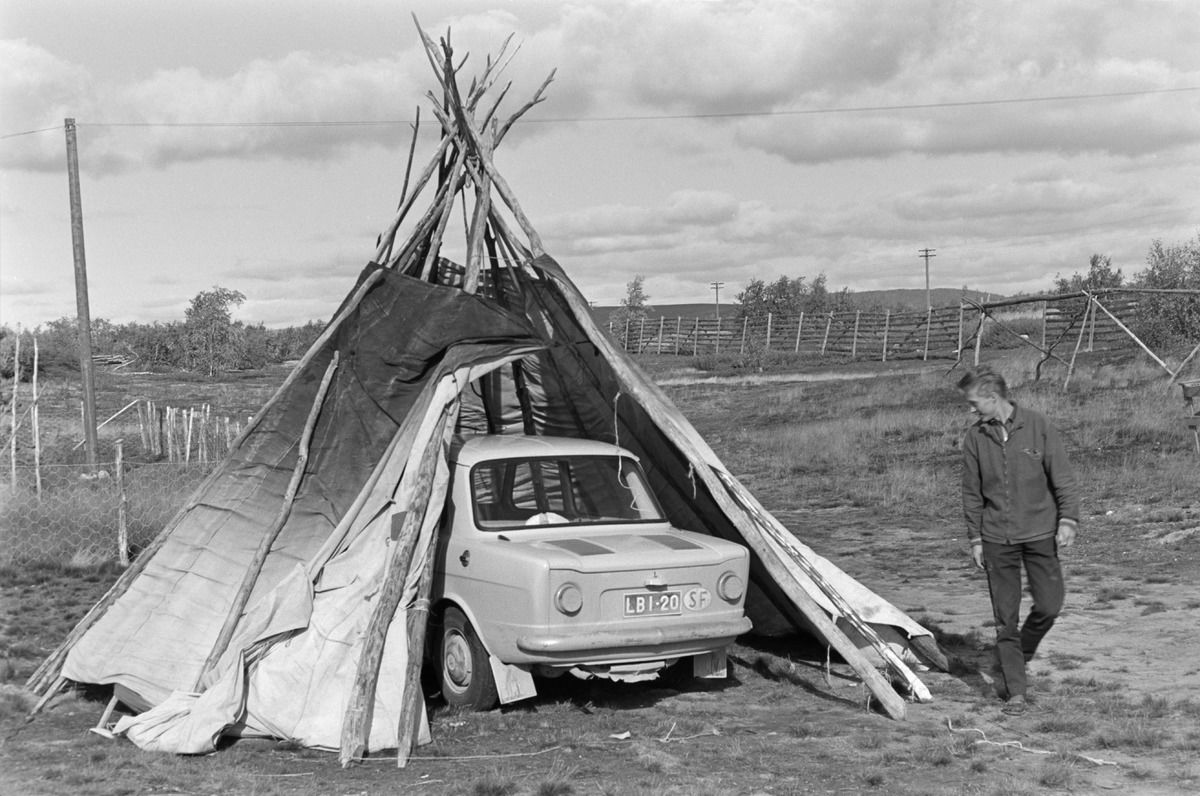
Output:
[525, 512, 569, 526]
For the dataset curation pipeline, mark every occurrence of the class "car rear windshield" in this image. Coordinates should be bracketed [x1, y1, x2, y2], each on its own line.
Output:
[471, 455, 665, 530]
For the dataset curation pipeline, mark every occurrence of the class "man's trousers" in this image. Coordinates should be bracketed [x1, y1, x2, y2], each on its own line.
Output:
[982, 536, 1064, 699]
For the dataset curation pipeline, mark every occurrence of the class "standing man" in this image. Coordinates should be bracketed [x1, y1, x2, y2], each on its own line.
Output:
[958, 366, 1079, 715]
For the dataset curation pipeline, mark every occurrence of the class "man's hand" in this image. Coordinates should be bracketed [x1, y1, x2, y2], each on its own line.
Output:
[1057, 521, 1077, 548]
[970, 542, 984, 569]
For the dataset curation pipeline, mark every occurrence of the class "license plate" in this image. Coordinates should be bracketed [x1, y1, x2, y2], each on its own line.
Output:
[624, 591, 681, 617]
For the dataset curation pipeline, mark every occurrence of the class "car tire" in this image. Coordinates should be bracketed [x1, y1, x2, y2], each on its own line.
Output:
[440, 606, 499, 710]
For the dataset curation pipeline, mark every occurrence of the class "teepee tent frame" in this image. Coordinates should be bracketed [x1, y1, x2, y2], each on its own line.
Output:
[29, 22, 945, 767]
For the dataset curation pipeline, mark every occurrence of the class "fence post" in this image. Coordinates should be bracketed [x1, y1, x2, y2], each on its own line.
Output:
[638, 316, 646, 354]
[675, 317, 682, 356]
[692, 317, 700, 356]
[821, 313, 833, 355]
[186, 408, 195, 464]
[137, 400, 149, 454]
[1041, 301, 1048, 349]
[881, 310, 891, 362]
[657, 316, 665, 354]
[794, 311, 804, 353]
[766, 312, 773, 351]
[851, 311, 861, 359]
[116, 439, 129, 567]
[1087, 302, 1096, 352]
[623, 317, 631, 352]
[715, 317, 721, 355]
[740, 317, 748, 354]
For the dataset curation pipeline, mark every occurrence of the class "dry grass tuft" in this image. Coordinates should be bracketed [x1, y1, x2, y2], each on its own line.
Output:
[0, 684, 35, 719]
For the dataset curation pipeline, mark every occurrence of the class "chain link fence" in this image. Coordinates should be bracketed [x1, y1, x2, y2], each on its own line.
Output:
[1, 456, 213, 568]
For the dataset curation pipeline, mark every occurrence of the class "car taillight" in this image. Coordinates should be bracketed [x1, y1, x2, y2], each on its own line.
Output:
[554, 583, 583, 615]
[716, 571, 744, 603]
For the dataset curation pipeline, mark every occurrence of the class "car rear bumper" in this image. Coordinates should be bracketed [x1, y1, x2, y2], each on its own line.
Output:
[515, 616, 753, 654]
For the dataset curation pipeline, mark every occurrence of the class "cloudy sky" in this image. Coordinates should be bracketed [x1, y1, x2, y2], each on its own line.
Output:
[2, 0, 1198, 329]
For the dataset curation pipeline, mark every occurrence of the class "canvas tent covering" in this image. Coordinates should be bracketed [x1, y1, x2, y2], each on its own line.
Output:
[29, 26, 946, 764]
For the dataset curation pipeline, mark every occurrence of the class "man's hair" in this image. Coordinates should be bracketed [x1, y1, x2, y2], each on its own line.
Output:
[957, 366, 1008, 398]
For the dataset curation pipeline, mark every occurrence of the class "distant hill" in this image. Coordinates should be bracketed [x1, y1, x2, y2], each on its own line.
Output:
[846, 288, 1002, 311]
[590, 288, 1003, 324]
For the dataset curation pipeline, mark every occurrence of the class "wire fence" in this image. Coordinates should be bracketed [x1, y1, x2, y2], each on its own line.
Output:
[0, 454, 213, 568]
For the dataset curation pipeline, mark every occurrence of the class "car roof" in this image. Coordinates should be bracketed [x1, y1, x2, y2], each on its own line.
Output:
[450, 434, 640, 466]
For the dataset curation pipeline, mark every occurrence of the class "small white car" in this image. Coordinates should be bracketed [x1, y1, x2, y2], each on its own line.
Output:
[430, 435, 753, 709]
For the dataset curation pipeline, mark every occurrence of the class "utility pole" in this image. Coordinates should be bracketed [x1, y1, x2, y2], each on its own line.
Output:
[918, 248, 936, 310]
[710, 281, 725, 320]
[65, 118, 99, 471]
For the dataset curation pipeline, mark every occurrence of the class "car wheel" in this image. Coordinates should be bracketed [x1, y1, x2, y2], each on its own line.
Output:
[440, 606, 499, 710]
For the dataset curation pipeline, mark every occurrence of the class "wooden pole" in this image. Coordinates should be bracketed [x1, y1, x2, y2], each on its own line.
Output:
[395, 532, 440, 768]
[32, 337, 42, 500]
[1167, 341, 1200, 390]
[461, 120, 494, 295]
[739, 316, 747, 354]
[821, 314, 832, 355]
[956, 303, 964, 357]
[973, 312, 985, 366]
[1041, 301, 1048, 349]
[1090, 295, 1171, 374]
[715, 317, 721, 355]
[1087, 301, 1097, 352]
[196, 353, 340, 688]
[692, 317, 699, 355]
[65, 119, 100, 472]
[922, 307, 932, 361]
[71, 399, 141, 452]
[674, 317, 681, 356]
[1064, 298, 1092, 391]
[185, 408, 194, 464]
[115, 439, 129, 567]
[851, 311, 861, 359]
[137, 401, 149, 454]
[881, 310, 891, 362]
[765, 312, 773, 351]
[9, 333, 19, 492]
[794, 311, 804, 353]
[638, 316, 646, 354]
[340, 404, 450, 766]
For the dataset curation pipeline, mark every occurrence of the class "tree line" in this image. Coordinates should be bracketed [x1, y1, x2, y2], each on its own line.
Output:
[1, 287, 324, 379]
[611, 232, 1200, 350]
[4, 232, 1198, 381]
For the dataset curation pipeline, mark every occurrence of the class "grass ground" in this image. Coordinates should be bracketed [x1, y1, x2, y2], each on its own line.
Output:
[2, 349, 1199, 794]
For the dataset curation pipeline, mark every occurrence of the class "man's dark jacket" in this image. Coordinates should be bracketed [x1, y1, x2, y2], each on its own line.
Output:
[961, 403, 1080, 545]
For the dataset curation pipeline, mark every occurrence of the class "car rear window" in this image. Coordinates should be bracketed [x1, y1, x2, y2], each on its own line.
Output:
[471, 455, 664, 530]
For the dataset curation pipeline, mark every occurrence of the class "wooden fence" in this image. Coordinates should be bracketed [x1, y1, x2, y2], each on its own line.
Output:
[608, 295, 1144, 362]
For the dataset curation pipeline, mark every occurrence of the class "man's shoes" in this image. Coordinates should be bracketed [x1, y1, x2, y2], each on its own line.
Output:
[1002, 694, 1027, 716]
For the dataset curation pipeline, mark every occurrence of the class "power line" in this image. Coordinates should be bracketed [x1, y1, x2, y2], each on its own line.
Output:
[0, 124, 67, 140]
[4, 85, 1198, 138]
